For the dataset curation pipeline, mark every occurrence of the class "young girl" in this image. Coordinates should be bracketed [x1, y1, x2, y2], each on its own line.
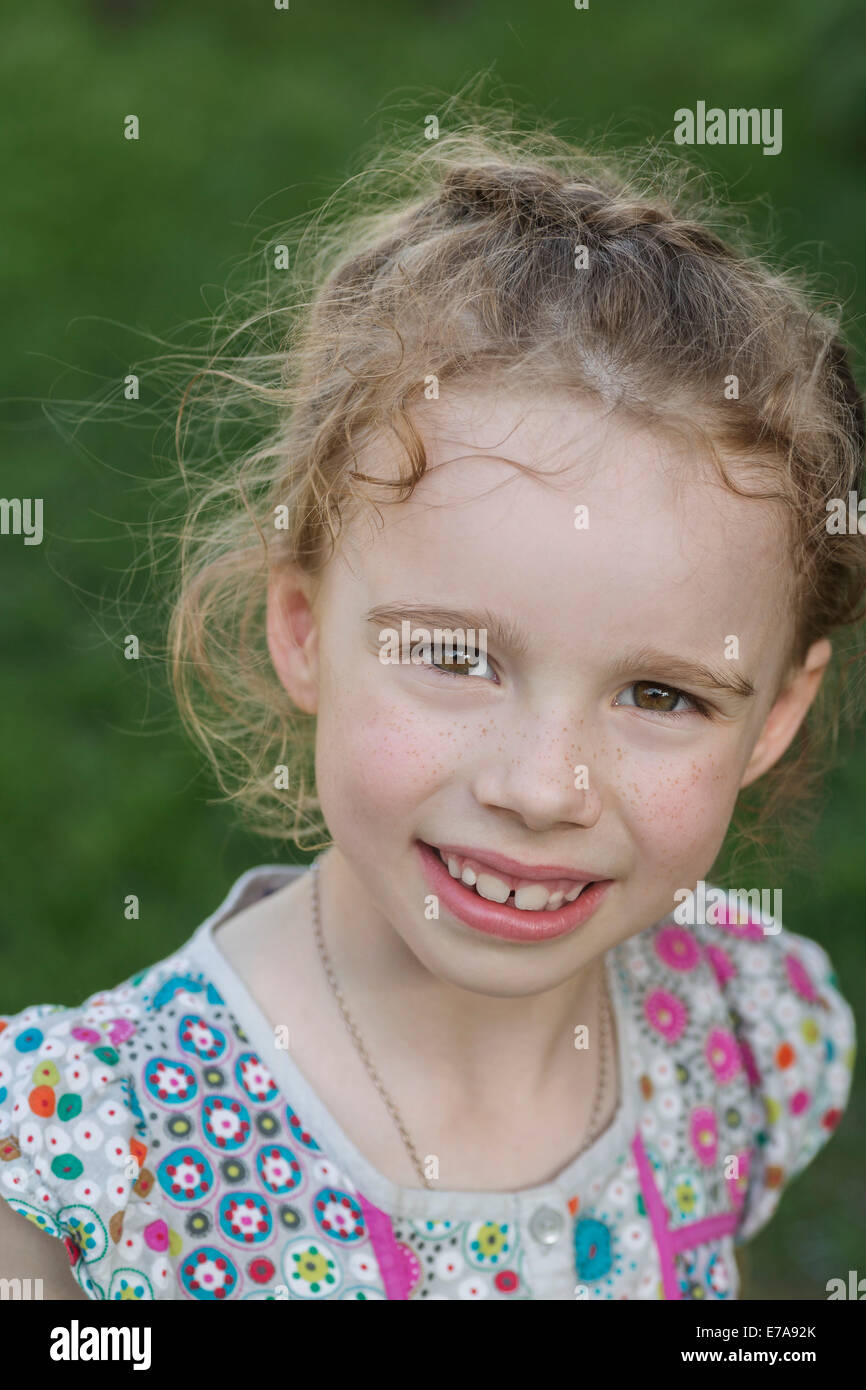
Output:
[0, 114, 860, 1302]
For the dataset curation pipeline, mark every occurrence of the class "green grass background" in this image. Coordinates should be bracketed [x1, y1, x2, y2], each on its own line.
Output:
[1, 0, 863, 1299]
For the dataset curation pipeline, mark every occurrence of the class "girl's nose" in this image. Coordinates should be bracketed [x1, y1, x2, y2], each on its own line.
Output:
[470, 723, 603, 832]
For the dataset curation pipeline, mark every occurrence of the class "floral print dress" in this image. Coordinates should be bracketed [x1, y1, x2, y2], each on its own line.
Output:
[0, 864, 856, 1300]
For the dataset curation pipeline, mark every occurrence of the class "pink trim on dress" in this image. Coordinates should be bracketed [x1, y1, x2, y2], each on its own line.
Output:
[358, 1194, 411, 1300]
[631, 1131, 739, 1299]
[669, 1210, 739, 1251]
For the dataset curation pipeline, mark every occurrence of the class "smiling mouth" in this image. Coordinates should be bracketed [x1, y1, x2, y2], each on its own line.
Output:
[430, 844, 597, 913]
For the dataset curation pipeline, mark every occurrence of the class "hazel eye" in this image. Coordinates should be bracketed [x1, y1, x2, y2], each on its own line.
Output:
[417, 644, 495, 681]
[614, 680, 708, 718]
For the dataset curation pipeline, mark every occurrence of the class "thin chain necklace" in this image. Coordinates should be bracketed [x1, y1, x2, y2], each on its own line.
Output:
[310, 856, 614, 1192]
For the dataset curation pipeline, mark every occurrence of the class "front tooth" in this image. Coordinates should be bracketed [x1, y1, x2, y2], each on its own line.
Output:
[564, 883, 586, 902]
[514, 884, 551, 911]
[545, 891, 565, 910]
[475, 872, 511, 904]
[460, 865, 477, 887]
[447, 856, 462, 879]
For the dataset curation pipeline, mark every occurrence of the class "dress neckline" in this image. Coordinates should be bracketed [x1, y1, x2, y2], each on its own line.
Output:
[190, 861, 637, 1220]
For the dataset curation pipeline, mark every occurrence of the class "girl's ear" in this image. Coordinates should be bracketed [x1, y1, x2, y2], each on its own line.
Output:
[738, 637, 832, 790]
[266, 566, 320, 715]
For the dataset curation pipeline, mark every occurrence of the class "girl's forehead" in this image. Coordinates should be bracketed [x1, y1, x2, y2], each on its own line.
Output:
[334, 394, 794, 672]
[349, 389, 791, 580]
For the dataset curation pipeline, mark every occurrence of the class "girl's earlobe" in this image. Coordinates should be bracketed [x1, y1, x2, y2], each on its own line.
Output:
[266, 569, 320, 715]
[738, 637, 832, 790]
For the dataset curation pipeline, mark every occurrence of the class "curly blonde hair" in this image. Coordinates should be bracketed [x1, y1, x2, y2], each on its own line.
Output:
[161, 95, 866, 872]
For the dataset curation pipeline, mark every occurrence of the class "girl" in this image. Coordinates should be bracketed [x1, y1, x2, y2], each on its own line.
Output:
[0, 113, 860, 1302]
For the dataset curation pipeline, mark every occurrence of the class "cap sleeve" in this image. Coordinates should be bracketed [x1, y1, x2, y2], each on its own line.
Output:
[0, 996, 167, 1300]
[697, 909, 856, 1244]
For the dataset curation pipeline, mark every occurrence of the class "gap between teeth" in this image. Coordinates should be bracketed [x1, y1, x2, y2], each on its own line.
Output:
[441, 851, 590, 911]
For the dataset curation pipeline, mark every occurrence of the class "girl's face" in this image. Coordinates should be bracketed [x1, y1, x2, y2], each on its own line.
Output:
[269, 386, 829, 998]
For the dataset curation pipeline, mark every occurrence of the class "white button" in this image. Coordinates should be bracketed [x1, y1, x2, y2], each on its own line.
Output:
[529, 1205, 565, 1245]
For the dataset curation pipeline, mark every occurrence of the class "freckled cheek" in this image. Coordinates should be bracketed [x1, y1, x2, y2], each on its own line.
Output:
[611, 753, 742, 867]
[314, 676, 460, 822]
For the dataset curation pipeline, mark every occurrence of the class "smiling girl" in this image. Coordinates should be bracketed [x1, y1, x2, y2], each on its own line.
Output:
[0, 112, 860, 1301]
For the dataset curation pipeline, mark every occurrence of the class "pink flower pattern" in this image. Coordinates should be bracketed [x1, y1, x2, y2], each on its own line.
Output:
[655, 926, 701, 972]
[644, 988, 689, 1042]
[705, 1027, 741, 1084]
[689, 1107, 718, 1166]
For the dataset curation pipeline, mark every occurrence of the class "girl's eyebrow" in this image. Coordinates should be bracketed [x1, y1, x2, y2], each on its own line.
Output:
[607, 646, 757, 699]
[364, 606, 757, 699]
[365, 603, 530, 655]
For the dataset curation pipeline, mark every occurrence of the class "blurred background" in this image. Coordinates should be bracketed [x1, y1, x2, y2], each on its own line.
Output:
[1, 0, 863, 1298]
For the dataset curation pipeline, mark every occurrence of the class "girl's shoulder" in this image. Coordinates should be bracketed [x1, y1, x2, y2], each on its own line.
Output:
[0, 930, 242, 1299]
[617, 890, 857, 1244]
[0, 865, 394, 1304]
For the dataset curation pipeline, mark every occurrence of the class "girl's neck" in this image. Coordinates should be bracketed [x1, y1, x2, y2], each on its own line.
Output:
[318, 845, 607, 1112]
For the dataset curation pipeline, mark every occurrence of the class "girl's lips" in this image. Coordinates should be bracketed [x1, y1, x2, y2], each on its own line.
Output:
[433, 843, 596, 884]
[415, 840, 613, 942]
